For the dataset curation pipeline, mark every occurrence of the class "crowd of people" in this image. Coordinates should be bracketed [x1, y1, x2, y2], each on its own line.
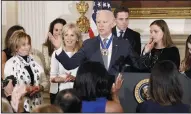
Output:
[1, 6, 191, 113]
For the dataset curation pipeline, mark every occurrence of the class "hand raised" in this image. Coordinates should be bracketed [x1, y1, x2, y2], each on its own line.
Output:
[144, 38, 155, 54]
[48, 32, 62, 49]
[112, 73, 124, 94]
[65, 72, 75, 82]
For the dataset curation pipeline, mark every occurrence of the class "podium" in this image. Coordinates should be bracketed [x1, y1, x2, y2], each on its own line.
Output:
[117, 73, 191, 113]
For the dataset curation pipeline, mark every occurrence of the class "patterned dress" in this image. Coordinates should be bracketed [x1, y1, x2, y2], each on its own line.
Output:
[4, 55, 48, 112]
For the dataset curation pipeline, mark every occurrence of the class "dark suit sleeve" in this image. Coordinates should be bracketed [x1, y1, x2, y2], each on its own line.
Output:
[135, 33, 141, 55]
[55, 41, 88, 70]
[126, 41, 147, 70]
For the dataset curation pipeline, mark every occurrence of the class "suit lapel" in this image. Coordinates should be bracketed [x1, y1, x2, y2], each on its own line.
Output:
[112, 26, 117, 37]
[123, 28, 129, 40]
[93, 37, 104, 65]
[108, 37, 118, 70]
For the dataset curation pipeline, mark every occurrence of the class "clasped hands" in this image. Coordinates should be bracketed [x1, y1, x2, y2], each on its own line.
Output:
[26, 85, 43, 97]
[50, 72, 75, 83]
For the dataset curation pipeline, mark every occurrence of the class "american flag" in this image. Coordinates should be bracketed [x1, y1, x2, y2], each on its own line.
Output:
[89, 0, 111, 38]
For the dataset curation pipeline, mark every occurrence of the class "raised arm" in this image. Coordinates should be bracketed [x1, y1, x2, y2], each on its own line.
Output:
[126, 41, 148, 70]
[49, 32, 86, 70]
[55, 44, 86, 70]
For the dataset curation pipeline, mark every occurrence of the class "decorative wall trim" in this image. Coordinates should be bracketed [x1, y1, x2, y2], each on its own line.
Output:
[112, 7, 191, 19]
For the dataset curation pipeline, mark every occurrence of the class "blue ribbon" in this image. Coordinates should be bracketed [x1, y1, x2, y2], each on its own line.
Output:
[100, 35, 113, 49]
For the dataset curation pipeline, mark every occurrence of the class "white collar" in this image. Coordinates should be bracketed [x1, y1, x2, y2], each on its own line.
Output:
[116, 26, 126, 33]
[100, 33, 112, 42]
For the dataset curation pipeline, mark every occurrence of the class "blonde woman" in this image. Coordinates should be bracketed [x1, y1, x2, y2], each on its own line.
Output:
[49, 23, 83, 104]
[4, 31, 48, 112]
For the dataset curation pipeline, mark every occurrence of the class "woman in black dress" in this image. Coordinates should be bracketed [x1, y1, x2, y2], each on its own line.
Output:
[142, 19, 180, 72]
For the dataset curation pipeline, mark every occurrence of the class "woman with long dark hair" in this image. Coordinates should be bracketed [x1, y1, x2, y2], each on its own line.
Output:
[137, 60, 190, 113]
[73, 61, 123, 113]
[180, 35, 191, 77]
[42, 18, 66, 76]
[142, 20, 180, 72]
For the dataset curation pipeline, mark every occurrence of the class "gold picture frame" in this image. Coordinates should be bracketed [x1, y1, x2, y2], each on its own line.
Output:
[112, 7, 191, 19]
[111, 1, 191, 19]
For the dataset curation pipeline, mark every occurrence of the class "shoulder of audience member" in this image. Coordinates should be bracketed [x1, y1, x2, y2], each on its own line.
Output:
[106, 101, 123, 113]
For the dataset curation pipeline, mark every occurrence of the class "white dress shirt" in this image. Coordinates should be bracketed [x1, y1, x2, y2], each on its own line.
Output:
[116, 26, 125, 37]
[100, 33, 113, 69]
[50, 51, 78, 94]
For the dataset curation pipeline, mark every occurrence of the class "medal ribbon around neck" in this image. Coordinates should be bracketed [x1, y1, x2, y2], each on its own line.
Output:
[100, 35, 113, 49]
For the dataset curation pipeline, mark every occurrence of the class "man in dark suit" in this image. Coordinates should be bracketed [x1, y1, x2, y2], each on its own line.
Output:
[49, 10, 147, 78]
[112, 7, 142, 72]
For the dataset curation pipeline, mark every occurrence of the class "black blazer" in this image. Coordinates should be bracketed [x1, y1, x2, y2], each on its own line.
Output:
[55, 35, 146, 76]
[112, 26, 141, 55]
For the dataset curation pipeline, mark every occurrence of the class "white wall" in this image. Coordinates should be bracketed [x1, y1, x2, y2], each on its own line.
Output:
[1, 1, 190, 60]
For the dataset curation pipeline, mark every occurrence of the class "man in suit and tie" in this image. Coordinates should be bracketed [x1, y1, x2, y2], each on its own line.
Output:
[49, 10, 147, 81]
[112, 7, 142, 72]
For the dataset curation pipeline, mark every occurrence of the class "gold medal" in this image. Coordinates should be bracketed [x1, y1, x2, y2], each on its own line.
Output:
[102, 49, 108, 56]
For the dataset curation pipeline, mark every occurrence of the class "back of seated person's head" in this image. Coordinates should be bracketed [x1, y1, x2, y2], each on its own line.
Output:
[150, 60, 183, 105]
[74, 61, 113, 101]
[54, 88, 82, 113]
[32, 104, 63, 113]
[2, 97, 13, 113]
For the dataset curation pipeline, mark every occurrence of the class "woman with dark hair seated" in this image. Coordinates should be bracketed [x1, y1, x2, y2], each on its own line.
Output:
[74, 61, 123, 113]
[137, 60, 190, 113]
[54, 88, 81, 113]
